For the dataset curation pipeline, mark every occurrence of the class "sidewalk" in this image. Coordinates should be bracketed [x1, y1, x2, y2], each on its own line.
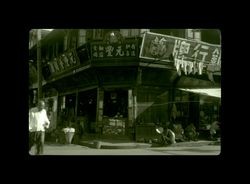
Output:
[78, 139, 152, 149]
[78, 139, 219, 149]
[29, 139, 220, 155]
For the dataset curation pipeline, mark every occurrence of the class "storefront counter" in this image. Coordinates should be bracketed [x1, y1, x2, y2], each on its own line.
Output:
[102, 118, 126, 135]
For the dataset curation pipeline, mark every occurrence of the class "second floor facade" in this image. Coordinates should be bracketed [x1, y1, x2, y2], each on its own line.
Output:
[29, 29, 221, 85]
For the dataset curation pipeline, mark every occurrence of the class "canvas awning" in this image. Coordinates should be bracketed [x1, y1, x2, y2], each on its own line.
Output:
[179, 88, 221, 98]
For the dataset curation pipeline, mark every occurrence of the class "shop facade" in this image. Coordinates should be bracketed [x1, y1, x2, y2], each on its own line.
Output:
[29, 29, 221, 141]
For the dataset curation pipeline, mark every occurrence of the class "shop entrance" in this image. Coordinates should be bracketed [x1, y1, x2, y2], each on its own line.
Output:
[77, 89, 97, 134]
[103, 89, 128, 118]
[102, 89, 128, 136]
[57, 94, 76, 128]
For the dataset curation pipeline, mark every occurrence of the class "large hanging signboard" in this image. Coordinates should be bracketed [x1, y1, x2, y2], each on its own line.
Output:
[139, 32, 221, 75]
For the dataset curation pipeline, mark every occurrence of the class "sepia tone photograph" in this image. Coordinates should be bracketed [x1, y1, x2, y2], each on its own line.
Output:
[28, 29, 221, 155]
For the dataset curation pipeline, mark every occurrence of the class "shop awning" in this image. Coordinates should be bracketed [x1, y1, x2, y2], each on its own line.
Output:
[179, 88, 221, 98]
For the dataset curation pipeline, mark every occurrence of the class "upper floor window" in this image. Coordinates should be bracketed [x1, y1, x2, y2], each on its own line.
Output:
[186, 29, 201, 41]
[120, 29, 140, 37]
[65, 30, 78, 49]
[150, 29, 185, 38]
[93, 29, 103, 40]
[140, 29, 150, 36]
[78, 29, 86, 47]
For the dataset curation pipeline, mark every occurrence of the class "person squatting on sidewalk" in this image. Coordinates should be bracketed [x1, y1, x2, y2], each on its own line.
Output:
[29, 100, 50, 155]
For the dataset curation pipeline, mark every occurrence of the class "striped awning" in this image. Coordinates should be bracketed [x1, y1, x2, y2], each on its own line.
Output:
[179, 88, 221, 98]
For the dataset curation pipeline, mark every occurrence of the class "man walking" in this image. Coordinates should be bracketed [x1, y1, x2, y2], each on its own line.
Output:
[29, 100, 50, 155]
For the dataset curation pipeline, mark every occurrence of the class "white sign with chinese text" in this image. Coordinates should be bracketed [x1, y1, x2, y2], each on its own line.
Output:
[139, 32, 221, 75]
[91, 40, 138, 59]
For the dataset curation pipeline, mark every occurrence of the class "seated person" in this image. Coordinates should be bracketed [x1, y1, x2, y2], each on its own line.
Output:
[163, 128, 176, 144]
[156, 125, 176, 145]
[185, 123, 199, 141]
[173, 124, 185, 142]
[207, 121, 220, 141]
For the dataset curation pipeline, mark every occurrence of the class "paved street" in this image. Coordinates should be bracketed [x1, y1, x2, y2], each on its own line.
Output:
[29, 141, 220, 155]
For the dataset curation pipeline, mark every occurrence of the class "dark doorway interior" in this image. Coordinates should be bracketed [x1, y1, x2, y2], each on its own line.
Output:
[77, 89, 97, 133]
[188, 93, 200, 129]
[65, 94, 76, 120]
[103, 89, 128, 118]
[57, 94, 76, 128]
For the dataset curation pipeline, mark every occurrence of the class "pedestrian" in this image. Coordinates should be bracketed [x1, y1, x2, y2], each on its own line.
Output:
[29, 100, 50, 155]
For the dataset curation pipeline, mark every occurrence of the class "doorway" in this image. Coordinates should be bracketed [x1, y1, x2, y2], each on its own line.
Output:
[103, 89, 128, 118]
[102, 89, 128, 136]
[77, 89, 97, 133]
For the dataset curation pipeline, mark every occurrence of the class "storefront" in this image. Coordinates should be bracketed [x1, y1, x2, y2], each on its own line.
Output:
[30, 29, 221, 142]
[171, 87, 221, 139]
[55, 88, 97, 136]
[42, 62, 138, 139]
[135, 31, 221, 141]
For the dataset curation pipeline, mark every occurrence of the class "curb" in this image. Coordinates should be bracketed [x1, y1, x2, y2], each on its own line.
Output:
[79, 141, 152, 149]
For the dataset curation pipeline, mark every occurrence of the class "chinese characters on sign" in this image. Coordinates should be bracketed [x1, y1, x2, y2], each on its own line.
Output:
[139, 32, 221, 75]
[91, 41, 138, 59]
[48, 49, 80, 76]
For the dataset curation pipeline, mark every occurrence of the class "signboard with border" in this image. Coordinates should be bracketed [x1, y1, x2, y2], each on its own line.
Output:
[90, 40, 138, 60]
[47, 49, 80, 77]
[139, 32, 221, 74]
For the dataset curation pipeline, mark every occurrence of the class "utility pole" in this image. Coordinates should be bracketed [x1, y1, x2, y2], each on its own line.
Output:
[37, 29, 42, 100]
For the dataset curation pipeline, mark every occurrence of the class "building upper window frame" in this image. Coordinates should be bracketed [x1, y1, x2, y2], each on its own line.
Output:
[186, 29, 201, 41]
[120, 29, 140, 38]
[93, 29, 104, 40]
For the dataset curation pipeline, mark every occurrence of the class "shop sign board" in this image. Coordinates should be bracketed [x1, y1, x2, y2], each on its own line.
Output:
[90, 40, 138, 60]
[139, 32, 221, 74]
[48, 49, 80, 77]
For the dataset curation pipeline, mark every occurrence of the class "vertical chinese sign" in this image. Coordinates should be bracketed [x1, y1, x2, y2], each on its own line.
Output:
[139, 32, 221, 76]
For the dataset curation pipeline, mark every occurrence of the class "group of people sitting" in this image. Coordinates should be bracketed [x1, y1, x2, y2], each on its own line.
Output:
[155, 122, 200, 146]
[155, 120, 220, 146]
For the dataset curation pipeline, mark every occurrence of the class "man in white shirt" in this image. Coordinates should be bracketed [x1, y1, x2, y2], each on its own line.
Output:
[29, 100, 50, 155]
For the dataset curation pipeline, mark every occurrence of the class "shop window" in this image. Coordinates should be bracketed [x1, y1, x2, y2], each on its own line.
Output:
[199, 95, 220, 130]
[172, 90, 192, 127]
[103, 90, 128, 118]
[136, 87, 169, 126]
